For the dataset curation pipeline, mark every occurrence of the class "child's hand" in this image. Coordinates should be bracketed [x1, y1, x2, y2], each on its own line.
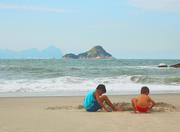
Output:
[105, 107, 112, 112]
[114, 106, 123, 111]
[131, 111, 137, 114]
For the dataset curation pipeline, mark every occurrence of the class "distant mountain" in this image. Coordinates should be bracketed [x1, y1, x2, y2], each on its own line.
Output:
[62, 45, 113, 59]
[0, 46, 62, 59]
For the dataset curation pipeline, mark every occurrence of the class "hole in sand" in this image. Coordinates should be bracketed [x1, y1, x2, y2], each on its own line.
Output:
[46, 102, 176, 112]
[111, 102, 176, 112]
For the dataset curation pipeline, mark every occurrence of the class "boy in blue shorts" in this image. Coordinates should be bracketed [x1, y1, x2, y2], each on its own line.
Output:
[83, 84, 123, 112]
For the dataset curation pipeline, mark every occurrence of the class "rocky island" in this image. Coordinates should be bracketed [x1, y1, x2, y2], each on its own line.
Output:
[62, 46, 114, 59]
[170, 63, 180, 68]
[158, 63, 180, 68]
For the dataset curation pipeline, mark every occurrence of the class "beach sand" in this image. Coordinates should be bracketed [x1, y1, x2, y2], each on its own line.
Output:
[0, 94, 180, 132]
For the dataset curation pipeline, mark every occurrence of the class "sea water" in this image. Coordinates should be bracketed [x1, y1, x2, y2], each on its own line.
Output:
[0, 59, 180, 97]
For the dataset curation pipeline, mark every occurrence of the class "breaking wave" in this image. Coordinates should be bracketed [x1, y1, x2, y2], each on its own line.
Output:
[0, 75, 180, 93]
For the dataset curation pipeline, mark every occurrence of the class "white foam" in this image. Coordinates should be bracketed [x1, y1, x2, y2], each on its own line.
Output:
[0, 76, 180, 94]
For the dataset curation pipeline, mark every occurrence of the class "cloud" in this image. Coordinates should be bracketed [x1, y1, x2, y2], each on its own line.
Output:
[129, 0, 180, 13]
[0, 3, 73, 13]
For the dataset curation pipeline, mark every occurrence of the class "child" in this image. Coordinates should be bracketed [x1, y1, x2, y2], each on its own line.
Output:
[83, 84, 122, 112]
[131, 86, 156, 113]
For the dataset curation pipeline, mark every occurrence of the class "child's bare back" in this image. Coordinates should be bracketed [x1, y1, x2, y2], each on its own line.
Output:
[131, 86, 156, 113]
[137, 94, 151, 108]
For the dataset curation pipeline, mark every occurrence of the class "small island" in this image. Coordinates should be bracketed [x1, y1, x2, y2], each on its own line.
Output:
[62, 45, 114, 59]
[158, 63, 180, 68]
[170, 63, 180, 68]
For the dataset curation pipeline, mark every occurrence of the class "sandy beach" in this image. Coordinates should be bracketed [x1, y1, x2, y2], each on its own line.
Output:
[0, 94, 180, 132]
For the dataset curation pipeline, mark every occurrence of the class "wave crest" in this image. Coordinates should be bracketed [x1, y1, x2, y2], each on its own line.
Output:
[130, 75, 180, 85]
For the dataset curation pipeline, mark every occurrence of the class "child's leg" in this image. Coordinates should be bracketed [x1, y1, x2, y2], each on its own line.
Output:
[100, 95, 122, 111]
[131, 98, 137, 113]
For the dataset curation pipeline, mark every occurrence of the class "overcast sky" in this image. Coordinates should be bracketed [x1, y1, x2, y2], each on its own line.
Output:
[0, 0, 180, 59]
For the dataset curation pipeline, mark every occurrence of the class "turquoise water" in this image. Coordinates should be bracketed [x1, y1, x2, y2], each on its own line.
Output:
[0, 59, 180, 97]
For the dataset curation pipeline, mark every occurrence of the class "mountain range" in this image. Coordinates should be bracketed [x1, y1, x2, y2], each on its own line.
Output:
[0, 46, 62, 59]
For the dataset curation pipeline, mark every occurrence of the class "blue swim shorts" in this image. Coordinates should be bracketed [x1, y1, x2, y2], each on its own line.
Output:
[86, 100, 102, 112]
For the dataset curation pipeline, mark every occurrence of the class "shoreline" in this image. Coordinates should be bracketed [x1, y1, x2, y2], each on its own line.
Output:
[1, 91, 180, 98]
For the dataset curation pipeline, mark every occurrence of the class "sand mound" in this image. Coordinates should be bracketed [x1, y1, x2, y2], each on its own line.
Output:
[46, 102, 176, 112]
[105, 102, 176, 112]
[152, 102, 176, 112]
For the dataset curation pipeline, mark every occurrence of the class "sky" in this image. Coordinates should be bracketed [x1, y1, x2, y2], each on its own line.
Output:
[0, 0, 180, 59]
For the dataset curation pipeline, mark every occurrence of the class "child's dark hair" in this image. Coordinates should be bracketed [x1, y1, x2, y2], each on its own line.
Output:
[96, 84, 106, 93]
[141, 86, 149, 94]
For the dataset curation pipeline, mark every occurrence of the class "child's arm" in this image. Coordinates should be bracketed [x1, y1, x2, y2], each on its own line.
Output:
[94, 93, 111, 112]
[149, 97, 156, 109]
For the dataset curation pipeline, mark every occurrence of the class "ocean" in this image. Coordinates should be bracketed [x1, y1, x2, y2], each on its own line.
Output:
[0, 59, 180, 97]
